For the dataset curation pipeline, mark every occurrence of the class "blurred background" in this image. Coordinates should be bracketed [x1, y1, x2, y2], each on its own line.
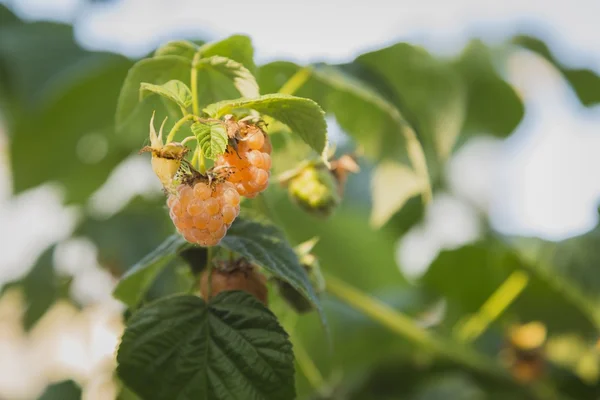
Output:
[2, 0, 600, 399]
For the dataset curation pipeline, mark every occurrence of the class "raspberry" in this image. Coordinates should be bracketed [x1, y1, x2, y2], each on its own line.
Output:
[167, 180, 240, 247]
[215, 121, 272, 198]
[200, 259, 268, 305]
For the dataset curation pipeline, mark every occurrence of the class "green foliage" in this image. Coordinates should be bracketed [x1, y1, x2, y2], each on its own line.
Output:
[205, 94, 328, 155]
[191, 120, 228, 160]
[113, 235, 187, 307]
[513, 35, 600, 106]
[370, 162, 426, 228]
[453, 40, 524, 140]
[221, 213, 326, 327]
[140, 80, 193, 109]
[355, 43, 466, 162]
[116, 55, 190, 131]
[154, 40, 199, 59]
[422, 240, 597, 335]
[3, 11, 600, 398]
[117, 292, 295, 400]
[195, 56, 259, 98]
[197, 34, 256, 72]
[1, 246, 71, 331]
[38, 380, 82, 400]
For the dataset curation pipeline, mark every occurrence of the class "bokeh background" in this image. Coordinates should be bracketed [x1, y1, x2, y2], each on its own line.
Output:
[2, 0, 600, 399]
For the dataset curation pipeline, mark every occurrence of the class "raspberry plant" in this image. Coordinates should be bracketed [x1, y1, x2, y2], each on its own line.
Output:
[7, 7, 600, 397]
[113, 36, 333, 400]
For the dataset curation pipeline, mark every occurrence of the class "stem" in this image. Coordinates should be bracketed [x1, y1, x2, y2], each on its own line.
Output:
[191, 146, 199, 166]
[181, 135, 196, 146]
[205, 247, 214, 299]
[191, 52, 201, 116]
[197, 146, 206, 173]
[279, 67, 312, 95]
[166, 114, 196, 143]
[324, 273, 560, 400]
[324, 272, 504, 377]
[291, 332, 326, 393]
[455, 271, 529, 343]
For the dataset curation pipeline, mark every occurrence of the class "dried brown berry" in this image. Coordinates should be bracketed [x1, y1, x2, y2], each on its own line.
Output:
[200, 259, 268, 305]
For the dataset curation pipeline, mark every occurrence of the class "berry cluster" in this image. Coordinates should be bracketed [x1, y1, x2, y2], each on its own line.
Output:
[144, 114, 275, 247]
[167, 180, 240, 247]
[216, 122, 272, 198]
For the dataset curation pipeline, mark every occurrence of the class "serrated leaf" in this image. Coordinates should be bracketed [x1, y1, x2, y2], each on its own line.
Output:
[205, 94, 327, 155]
[370, 162, 426, 228]
[113, 235, 187, 307]
[140, 79, 192, 109]
[191, 120, 228, 160]
[196, 55, 259, 98]
[116, 56, 190, 131]
[154, 40, 199, 59]
[220, 214, 328, 329]
[117, 292, 295, 400]
[198, 34, 255, 72]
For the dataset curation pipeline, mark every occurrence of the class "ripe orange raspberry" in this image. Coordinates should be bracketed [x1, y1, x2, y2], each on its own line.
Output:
[200, 259, 268, 305]
[167, 179, 241, 247]
[215, 121, 272, 198]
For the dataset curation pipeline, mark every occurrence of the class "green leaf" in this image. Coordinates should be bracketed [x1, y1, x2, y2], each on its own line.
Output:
[10, 54, 132, 203]
[312, 65, 416, 161]
[38, 380, 82, 400]
[154, 40, 199, 59]
[196, 55, 259, 98]
[116, 55, 191, 131]
[370, 162, 426, 228]
[140, 79, 193, 109]
[113, 235, 188, 307]
[117, 292, 295, 400]
[422, 241, 597, 334]
[205, 94, 327, 155]
[453, 40, 524, 140]
[513, 35, 600, 106]
[198, 34, 256, 72]
[191, 120, 228, 160]
[356, 43, 466, 162]
[220, 213, 327, 326]
[511, 217, 600, 330]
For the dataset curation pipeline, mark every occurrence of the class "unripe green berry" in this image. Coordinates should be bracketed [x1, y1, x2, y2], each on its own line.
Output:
[288, 166, 340, 217]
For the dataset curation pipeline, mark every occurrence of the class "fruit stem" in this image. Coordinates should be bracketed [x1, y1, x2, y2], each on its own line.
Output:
[166, 114, 196, 143]
[191, 52, 201, 116]
[197, 146, 206, 173]
[279, 67, 312, 95]
[181, 135, 196, 146]
[205, 247, 214, 299]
